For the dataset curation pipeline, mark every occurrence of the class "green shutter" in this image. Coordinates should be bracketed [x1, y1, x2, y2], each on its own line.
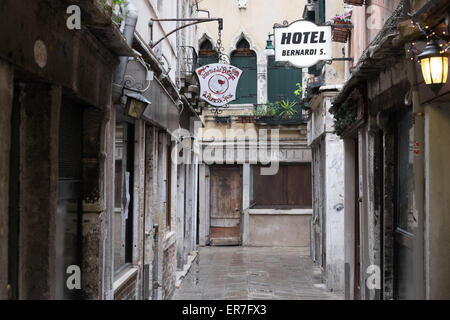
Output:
[318, 0, 325, 24]
[306, 9, 315, 22]
[199, 55, 218, 66]
[231, 55, 257, 104]
[268, 56, 302, 103]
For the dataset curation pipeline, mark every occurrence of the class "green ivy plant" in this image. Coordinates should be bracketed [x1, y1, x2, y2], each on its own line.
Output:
[333, 97, 357, 136]
[99, 0, 129, 23]
[294, 83, 303, 98]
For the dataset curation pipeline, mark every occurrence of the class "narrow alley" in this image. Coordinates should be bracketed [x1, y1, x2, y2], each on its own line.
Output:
[173, 247, 343, 300]
[1, 0, 450, 304]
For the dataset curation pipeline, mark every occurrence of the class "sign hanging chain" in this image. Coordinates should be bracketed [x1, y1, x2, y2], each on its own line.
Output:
[216, 22, 230, 64]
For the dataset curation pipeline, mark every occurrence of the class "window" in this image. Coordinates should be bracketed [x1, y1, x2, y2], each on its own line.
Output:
[268, 56, 302, 103]
[114, 122, 135, 273]
[231, 38, 257, 104]
[252, 164, 312, 209]
[199, 39, 218, 66]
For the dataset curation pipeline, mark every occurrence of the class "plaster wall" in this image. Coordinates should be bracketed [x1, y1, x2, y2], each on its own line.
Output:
[425, 103, 450, 299]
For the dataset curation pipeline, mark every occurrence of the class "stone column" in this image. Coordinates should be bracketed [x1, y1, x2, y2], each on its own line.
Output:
[242, 163, 250, 246]
[198, 164, 207, 246]
[19, 83, 61, 299]
[81, 107, 107, 299]
[0, 60, 13, 300]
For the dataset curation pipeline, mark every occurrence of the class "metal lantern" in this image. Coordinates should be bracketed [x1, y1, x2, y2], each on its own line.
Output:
[418, 40, 449, 94]
[125, 91, 151, 119]
[264, 33, 275, 56]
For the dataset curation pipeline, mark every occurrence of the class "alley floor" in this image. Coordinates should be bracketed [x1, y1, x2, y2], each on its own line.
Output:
[172, 247, 343, 300]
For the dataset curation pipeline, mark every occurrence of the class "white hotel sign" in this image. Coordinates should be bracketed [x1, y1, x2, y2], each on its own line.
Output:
[274, 20, 332, 68]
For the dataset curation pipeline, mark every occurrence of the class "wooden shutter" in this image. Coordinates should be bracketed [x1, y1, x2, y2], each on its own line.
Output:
[231, 55, 257, 104]
[268, 56, 302, 103]
[253, 164, 312, 209]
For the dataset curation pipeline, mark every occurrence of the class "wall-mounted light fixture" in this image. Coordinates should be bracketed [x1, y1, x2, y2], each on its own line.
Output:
[418, 40, 449, 94]
[264, 33, 275, 57]
[125, 91, 151, 119]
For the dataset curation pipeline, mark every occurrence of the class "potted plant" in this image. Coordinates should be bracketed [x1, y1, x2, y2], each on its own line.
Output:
[253, 102, 279, 123]
[332, 12, 352, 43]
[278, 99, 298, 119]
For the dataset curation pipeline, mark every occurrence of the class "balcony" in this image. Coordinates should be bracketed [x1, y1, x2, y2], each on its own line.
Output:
[254, 102, 306, 126]
[305, 75, 325, 100]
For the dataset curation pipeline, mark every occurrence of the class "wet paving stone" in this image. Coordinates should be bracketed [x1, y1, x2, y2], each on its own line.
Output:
[172, 247, 344, 300]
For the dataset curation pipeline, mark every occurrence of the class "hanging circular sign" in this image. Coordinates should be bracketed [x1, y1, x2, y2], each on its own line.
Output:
[196, 63, 243, 107]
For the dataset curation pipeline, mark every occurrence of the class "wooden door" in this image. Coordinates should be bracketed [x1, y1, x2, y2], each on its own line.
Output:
[209, 165, 242, 246]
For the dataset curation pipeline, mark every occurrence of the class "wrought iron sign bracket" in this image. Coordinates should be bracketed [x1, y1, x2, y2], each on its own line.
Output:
[150, 18, 223, 48]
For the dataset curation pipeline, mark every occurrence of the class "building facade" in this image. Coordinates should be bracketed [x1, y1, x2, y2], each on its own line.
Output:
[196, 0, 313, 249]
[304, 0, 347, 293]
[332, 0, 450, 300]
[0, 0, 202, 300]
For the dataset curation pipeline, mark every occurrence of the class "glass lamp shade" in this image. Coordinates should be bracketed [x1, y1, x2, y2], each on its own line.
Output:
[420, 56, 449, 85]
[128, 99, 147, 118]
[125, 91, 151, 119]
[265, 37, 275, 56]
[418, 40, 449, 93]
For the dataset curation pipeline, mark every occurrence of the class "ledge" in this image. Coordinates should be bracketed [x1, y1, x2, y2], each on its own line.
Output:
[163, 231, 176, 250]
[249, 209, 313, 215]
[113, 266, 138, 292]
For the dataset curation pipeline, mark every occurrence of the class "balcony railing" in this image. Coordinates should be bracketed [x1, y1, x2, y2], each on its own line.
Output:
[180, 46, 199, 79]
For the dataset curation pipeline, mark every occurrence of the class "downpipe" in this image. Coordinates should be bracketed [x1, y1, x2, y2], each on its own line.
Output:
[112, 0, 138, 103]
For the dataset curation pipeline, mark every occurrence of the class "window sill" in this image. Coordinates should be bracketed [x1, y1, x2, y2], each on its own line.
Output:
[163, 231, 176, 250]
[113, 265, 138, 292]
[248, 209, 312, 215]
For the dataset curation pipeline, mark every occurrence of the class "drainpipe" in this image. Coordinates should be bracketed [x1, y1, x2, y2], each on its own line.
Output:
[112, 0, 139, 102]
[176, 0, 182, 89]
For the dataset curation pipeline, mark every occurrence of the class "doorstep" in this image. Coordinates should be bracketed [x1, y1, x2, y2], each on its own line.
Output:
[175, 250, 198, 288]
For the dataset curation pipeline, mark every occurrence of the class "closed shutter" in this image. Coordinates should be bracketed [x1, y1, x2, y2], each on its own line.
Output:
[268, 56, 302, 103]
[199, 54, 218, 66]
[253, 164, 312, 209]
[231, 55, 257, 104]
[318, 0, 325, 24]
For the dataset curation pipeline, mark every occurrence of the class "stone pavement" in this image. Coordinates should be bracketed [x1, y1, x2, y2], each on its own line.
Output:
[172, 246, 343, 300]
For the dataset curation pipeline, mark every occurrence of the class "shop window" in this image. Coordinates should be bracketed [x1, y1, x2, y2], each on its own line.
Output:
[252, 164, 312, 209]
[114, 122, 135, 273]
[231, 38, 257, 104]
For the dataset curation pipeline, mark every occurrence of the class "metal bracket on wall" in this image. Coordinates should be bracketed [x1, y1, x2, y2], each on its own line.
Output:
[150, 18, 223, 49]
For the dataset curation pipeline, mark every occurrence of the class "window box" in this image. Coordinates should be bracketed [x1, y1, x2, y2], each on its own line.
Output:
[332, 20, 351, 43]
